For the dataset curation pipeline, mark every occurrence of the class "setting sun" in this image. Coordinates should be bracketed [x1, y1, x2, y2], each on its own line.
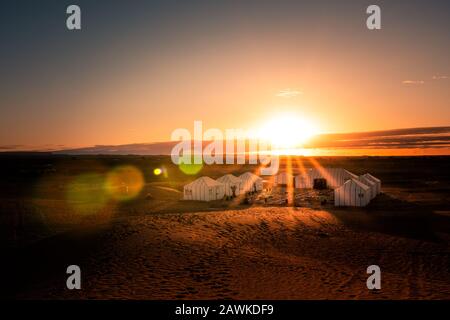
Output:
[257, 114, 319, 149]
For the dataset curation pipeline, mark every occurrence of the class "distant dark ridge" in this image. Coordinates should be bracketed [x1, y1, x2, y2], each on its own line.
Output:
[0, 151, 54, 156]
[54, 141, 178, 155]
[3, 126, 449, 155]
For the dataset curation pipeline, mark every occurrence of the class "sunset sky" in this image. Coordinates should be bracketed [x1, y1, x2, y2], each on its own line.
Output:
[1, 0, 449, 153]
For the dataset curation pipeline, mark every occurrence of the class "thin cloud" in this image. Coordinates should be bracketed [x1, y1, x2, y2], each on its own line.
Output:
[432, 75, 448, 80]
[305, 126, 450, 150]
[402, 80, 424, 85]
[276, 88, 302, 98]
[0, 144, 24, 150]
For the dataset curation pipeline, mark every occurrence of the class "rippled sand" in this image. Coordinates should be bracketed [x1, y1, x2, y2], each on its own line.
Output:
[12, 207, 450, 299]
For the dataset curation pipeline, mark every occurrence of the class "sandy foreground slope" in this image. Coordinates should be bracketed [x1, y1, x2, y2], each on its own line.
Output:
[13, 207, 450, 299]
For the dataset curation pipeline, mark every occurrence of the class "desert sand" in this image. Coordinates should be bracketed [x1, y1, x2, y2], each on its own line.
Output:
[10, 207, 450, 300]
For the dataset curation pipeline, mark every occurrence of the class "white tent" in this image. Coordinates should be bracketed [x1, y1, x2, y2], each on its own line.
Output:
[334, 179, 371, 207]
[357, 175, 377, 199]
[274, 172, 294, 186]
[295, 168, 358, 189]
[239, 172, 263, 193]
[217, 174, 241, 196]
[183, 176, 225, 201]
[362, 173, 381, 194]
[294, 173, 312, 188]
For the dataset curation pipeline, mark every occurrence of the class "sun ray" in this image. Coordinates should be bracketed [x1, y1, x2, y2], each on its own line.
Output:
[286, 156, 295, 205]
[293, 156, 309, 184]
[307, 157, 339, 188]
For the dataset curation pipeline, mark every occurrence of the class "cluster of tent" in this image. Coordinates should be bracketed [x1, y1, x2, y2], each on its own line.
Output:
[183, 168, 381, 207]
[183, 172, 263, 202]
[273, 168, 381, 207]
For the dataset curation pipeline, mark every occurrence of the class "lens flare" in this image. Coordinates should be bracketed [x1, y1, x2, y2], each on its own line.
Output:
[105, 166, 144, 201]
[153, 168, 162, 175]
[178, 162, 203, 175]
[178, 155, 203, 175]
[66, 173, 108, 215]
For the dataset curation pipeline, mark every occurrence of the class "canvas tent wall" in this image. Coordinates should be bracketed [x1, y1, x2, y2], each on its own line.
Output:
[357, 175, 377, 199]
[294, 173, 312, 188]
[274, 172, 294, 186]
[239, 172, 263, 193]
[295, 168, 358, 189]
[334, 179, 371, 207]
[217, 174, 241, 196]
[183, 176, 225, 201]
[362, 173, 381, 194]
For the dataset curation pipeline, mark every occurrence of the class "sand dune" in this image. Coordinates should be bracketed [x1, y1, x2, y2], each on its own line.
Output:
[12, 207, 449, 300]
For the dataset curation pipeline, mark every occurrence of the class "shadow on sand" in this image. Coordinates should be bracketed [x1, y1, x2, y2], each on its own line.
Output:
[329, 193, 450, 242]
[2, 223, 114, 299]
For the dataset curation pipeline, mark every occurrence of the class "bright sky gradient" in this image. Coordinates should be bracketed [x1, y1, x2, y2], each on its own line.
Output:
[0, 0, 449, 152]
